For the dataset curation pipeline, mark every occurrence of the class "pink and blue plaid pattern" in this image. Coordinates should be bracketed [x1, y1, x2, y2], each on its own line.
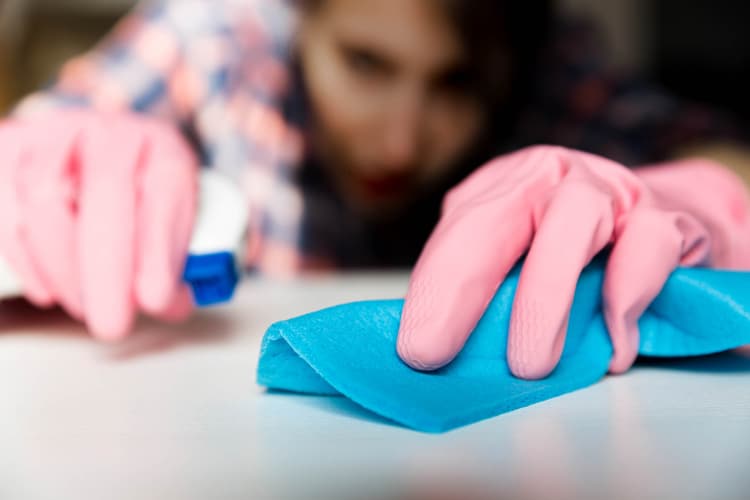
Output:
[15, 0, 308, 275]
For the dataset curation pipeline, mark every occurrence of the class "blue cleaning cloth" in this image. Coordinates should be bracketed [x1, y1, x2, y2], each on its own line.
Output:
[257, 263, 750, 432]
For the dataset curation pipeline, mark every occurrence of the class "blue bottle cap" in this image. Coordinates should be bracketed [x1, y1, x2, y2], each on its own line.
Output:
[183, 252, 239, 307]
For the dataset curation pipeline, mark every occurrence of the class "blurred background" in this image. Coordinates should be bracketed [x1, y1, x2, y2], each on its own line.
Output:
[0, 0, 749, 119]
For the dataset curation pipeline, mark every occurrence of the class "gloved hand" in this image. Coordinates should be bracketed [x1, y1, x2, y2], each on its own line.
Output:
[397, 145, 750, 379]
[0, 110, 199, 340]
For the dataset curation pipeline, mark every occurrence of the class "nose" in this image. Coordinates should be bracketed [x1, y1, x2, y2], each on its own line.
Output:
[380, 94, 423, 174]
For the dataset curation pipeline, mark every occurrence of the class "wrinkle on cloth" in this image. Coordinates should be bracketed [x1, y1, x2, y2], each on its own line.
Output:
[257, 261, 750, 432]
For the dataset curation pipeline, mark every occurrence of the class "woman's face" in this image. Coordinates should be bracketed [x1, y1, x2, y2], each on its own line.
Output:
[298, 0, 485, 214]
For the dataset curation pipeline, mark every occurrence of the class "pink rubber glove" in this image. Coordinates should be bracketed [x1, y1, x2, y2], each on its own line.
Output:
[0, 111, 199, 340]
[398, 145, 750, 379]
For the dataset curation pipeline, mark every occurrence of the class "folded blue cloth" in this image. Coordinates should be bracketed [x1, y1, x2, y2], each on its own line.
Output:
[257, 262, 750, 432]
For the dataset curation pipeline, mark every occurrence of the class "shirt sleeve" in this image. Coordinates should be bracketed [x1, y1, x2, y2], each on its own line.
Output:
[13, 0, 301, 167]
[13, 0, 190, 121]
[12, 0, 308, 274]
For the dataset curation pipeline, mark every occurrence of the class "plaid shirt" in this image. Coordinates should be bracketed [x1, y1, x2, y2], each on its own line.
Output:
[14, 0, 742, 274]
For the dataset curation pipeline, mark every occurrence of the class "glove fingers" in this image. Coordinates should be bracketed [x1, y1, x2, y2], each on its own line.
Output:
[77, 116, 141, 341]
[16, 120, 84, 319]
[397, 146, 569, 371]
[134, 120, 198, 316]
[149, 284, 194, 323]
[0, 122, 53, 306]
[397, 195, 534, 371]
[507, 178, 616, 379]
[604, 209, 708, 373]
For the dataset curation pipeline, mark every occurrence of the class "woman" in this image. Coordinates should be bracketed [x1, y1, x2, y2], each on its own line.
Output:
[1, 0, 749, 379]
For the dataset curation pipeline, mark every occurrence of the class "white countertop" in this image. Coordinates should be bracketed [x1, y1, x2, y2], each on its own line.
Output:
[1, 273, 749, 500]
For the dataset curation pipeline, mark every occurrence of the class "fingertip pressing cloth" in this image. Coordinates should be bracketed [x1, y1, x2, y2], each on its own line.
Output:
[257, 264, 750, 432]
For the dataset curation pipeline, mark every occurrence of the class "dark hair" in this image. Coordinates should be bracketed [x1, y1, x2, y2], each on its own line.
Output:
[434, 1, 555, 170]
[440, 1, 553, 106]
